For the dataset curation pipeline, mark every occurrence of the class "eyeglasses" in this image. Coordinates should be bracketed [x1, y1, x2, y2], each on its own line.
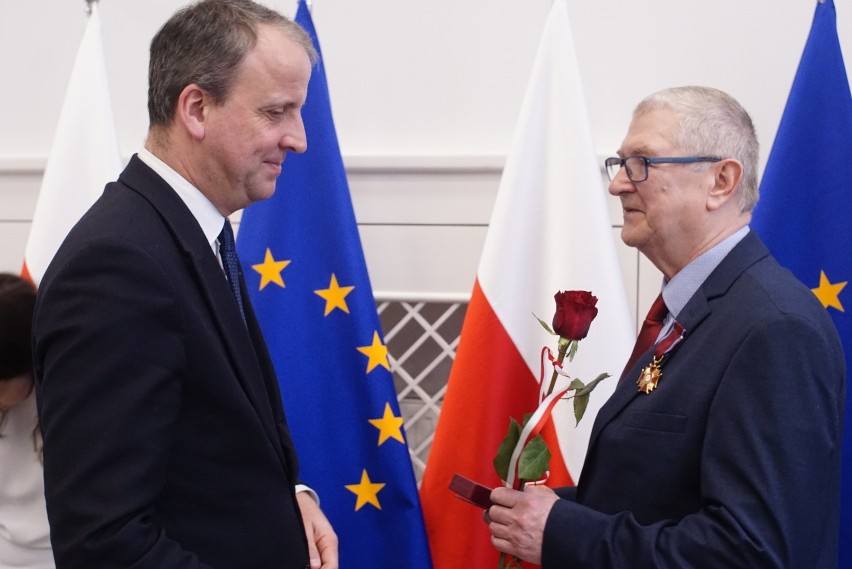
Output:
[604, 155, 723, 183]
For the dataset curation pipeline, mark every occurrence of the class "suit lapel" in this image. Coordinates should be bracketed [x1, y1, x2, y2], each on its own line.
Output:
[117, 156, 290, 470]
[586, 232, 771, 453]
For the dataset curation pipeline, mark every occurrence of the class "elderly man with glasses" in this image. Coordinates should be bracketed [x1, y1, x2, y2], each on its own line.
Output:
[486, 86, 845, 568]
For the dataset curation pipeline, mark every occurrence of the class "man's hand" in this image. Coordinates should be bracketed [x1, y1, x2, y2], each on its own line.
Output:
[486, 485, 560, 564]
[297, 492, 338, 569]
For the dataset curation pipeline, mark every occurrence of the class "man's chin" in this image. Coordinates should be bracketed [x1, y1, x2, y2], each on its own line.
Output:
[247, 183, 278, 205]
[620, 226, 646, 249]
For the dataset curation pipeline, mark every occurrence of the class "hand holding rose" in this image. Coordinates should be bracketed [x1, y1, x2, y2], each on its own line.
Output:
[487, 485, 561, 565]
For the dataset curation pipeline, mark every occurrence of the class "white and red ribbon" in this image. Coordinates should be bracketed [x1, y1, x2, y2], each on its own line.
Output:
[505, 346, 572, 490]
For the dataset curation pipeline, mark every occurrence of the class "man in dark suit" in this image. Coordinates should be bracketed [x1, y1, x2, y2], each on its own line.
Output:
[33, 1, 338, 568]
[486, 86, 845, 567]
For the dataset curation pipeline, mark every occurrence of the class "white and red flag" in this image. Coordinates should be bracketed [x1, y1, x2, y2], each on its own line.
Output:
[23, 2, 122, 286]
[419, 0, 633, 566]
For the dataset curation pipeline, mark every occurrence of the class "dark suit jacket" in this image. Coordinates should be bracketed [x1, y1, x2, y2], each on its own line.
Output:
[33, 156, 310, 569]
[543, 231, 845, 568]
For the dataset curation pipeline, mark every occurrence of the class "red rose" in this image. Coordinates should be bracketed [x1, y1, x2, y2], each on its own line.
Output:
[552, 290, 598, 340]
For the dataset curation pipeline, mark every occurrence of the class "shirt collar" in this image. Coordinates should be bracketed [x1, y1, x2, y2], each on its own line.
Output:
[661, 225, 750, 318]
[137, 147, 226, 252]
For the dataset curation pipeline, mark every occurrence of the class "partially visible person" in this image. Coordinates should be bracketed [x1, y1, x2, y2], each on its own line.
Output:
[0, 273, 53, 569]
[33, 1, 337, 568]
[486, 86, 845, 568]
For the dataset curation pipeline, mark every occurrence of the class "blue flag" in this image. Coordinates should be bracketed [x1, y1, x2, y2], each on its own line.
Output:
[236, 2, 433, 566]
[750, 1, 852, 565]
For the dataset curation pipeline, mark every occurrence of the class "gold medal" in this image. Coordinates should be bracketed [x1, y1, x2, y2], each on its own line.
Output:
[637, 355, 663, 394]
[633, 321, 686, 394]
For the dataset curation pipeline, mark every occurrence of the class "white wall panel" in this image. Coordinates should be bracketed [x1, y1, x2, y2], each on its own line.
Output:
[347, 160, 500, 226]
[0, 223, 30, 274]
[359, 224, 486, 298]
[612, 228, 639, 332]
[0, 166, 39, 221]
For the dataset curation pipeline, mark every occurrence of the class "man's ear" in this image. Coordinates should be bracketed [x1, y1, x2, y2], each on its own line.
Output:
[175, 84, 207, 141]
[707, 158, 743, 211]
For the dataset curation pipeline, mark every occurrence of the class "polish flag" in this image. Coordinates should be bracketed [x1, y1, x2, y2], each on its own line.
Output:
[419, 1, 633, 566]
[23, 2, 122, 286]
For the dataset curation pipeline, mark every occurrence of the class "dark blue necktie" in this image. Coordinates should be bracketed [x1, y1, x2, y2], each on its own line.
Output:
[218, 219, 246, 321]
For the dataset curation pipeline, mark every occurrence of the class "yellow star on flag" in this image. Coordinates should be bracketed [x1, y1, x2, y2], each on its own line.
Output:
[251, 248, 291, 290]
[368, 402, 405, 445]
[344, 469, 386, 511]
[812, 270, 846, 312]
[314, 273, 355, 316]
[357, 331, 390, 373]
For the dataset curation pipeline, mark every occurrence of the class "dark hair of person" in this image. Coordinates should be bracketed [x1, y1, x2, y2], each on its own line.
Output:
[147, 0, 318, 129]
[0, 273, 39, 451]
[0, 273, 36, 381]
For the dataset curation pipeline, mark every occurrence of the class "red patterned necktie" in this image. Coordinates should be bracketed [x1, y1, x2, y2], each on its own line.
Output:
[619, 293, 668, 382]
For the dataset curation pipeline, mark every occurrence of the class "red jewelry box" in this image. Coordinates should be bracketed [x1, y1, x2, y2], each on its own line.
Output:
[449, 474, 493, 509]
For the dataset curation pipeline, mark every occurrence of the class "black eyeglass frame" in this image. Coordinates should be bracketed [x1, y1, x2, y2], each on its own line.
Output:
[604, 155, 724, 182]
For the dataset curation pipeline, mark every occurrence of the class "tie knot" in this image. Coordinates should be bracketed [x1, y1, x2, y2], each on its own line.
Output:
[646, 293, 668, 324]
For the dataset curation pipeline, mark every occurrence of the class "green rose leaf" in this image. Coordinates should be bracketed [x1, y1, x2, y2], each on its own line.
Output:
[572, 372, 610, 425]
[493, 418, 522, 482]
[589, 372, 611, 387]
[517, 434, 551, 481]
[534, 313, 556, 336]
[567, 338, 579, 362]
[573, 391, 590, 425]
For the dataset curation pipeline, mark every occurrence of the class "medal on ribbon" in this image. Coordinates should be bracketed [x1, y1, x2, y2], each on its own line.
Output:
[637, 321, 686, 394]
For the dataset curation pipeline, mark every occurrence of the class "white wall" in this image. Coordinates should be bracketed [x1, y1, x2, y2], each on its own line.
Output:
[1, 0, 847, 325]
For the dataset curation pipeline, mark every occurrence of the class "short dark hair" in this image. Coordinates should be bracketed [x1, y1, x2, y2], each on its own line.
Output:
[147, 0, 318, 128]
[0, 273, 37, 380]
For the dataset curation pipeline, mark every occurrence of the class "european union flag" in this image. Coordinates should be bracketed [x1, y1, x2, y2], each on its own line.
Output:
[750, 1, 852, 565]
[236, 2, 433, 566]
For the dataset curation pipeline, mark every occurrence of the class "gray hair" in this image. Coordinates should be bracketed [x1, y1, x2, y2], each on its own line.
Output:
[634, 86, 759, 212]
[147, 0, 318, 130]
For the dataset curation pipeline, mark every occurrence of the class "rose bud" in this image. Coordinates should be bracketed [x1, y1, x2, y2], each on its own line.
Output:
[552, 290, 599, 340]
